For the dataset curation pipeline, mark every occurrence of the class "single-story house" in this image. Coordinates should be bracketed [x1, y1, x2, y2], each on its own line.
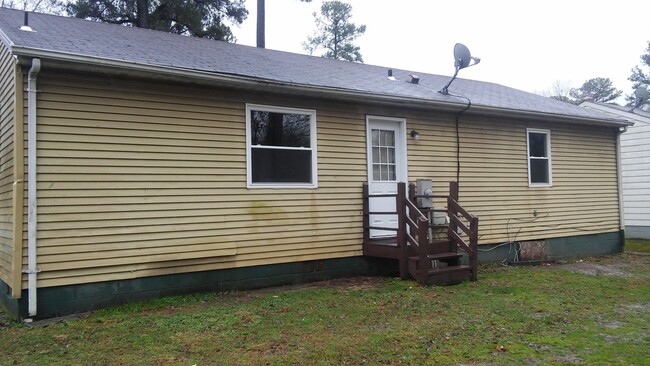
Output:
[581, 102, 649, 239]
[0, 8, 632, 319]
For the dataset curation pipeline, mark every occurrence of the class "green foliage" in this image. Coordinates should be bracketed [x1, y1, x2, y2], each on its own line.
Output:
[569, 77, 622, 105]
[542, 78, 622, 105]
[303, 0, 366, 62]
[66, 0, 248, 42]
[1, 254, 648, 365]
[627, 41, 650, 107]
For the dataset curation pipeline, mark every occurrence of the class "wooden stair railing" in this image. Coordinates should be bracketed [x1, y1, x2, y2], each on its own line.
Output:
[447, 181, 479, 281]
[401, 182, 430, 283]
[362, 181, 479, 285]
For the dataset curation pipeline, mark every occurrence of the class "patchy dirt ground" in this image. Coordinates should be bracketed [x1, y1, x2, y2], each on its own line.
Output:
[547, 252, 649, 279]
[557, 262, 629, 277]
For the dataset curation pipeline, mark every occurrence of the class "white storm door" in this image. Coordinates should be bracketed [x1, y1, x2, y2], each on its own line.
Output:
[366, 116, 407, 238]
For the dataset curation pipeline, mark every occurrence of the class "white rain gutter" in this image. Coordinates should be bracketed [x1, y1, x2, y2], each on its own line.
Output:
[616, 125, 628, 231]
[25, 58, 41, 317]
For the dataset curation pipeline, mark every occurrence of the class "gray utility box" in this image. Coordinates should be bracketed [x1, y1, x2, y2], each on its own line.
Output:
[415, 179, 433, 208]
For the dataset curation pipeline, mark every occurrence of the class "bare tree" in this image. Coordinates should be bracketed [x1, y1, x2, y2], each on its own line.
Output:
[537, 80, 573, 103]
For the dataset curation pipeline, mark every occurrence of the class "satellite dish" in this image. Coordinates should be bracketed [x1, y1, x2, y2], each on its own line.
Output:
[439, 43, 481, 95]
[632, 86, 650, 110]
[454, 43, 472, 69]
[635, 86, 649, 102]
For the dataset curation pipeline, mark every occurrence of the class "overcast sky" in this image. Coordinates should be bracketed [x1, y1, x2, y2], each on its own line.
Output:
[232, 0, 649, 103]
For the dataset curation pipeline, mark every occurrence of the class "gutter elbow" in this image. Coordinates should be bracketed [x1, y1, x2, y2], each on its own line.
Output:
[28, 58, 41, 78]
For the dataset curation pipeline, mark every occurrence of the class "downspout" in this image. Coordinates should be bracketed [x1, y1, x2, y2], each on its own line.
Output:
[616, 126, 628, 232]
[25, 58, 41, 317]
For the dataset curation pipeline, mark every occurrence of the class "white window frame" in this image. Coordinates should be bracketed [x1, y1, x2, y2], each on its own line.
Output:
[526, 128, 553, 187]
[246, 104, 318, 189]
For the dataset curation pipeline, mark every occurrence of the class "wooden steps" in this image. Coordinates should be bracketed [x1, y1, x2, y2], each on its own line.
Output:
[362, 181, 479, 287]
[407, 246, 471, 286]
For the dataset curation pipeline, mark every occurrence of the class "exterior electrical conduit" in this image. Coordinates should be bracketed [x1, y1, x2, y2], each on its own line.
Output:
[26, 58, 41, 317]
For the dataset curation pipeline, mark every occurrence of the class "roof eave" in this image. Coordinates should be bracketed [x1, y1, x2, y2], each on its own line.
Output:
[13, 46, 630, 128]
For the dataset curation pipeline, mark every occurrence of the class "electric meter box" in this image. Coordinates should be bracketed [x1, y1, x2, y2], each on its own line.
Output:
[415, 179, 433, 208]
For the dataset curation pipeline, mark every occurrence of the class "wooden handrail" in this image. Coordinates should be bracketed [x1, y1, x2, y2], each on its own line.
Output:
[447, 181, 479, 281]
[364, 226, 399, 231]
[449, 213, 471, 236]
[363, 181, 478, 283]
[410, 194, 449, 199]
[404, 197, 427, 222]
[448, 197, 476, 223]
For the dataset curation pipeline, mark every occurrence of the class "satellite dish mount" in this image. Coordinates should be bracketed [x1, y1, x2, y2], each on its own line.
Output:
[631, 86, 650, 111]
[439, 43, 481, 95]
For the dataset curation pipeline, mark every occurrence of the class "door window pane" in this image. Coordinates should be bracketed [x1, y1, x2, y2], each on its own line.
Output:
[371, 128, 398, 182]
[381, 130, 395, 146]
[372, 147, 380, 164]
[387, 148, 395, 164]
[372, 130, 380, 146]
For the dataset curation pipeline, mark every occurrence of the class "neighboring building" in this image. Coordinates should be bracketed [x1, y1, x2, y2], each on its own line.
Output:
[0, 8, 631, 318]
[581, 102, 650, 239]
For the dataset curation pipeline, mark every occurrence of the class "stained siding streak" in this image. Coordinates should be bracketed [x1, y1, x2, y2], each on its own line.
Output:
[29, 73, 366, 288]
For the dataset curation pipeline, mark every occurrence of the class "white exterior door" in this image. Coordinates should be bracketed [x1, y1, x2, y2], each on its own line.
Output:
[366, 116, 408, 238]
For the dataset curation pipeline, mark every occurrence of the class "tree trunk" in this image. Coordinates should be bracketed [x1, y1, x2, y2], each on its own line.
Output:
[136, 0, 149, 28]
[256, 0, 265, 48]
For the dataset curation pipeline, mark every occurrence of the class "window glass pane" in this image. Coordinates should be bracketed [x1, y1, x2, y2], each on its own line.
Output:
[380, 165, 388, 180]
[530, 158, 549, 184]
[372, 129, 380, 146]
[380, 147, 388, 164]
[387, 148, 395, 164]
[381, 130, 395, 146]
[528, 132, 547, 157]
[388, 165, 396, 181]
[251, 148, 312, 183]
[372, 147, 380, 164]
[373, 165, 380, 180]
[251, 110, 311, 148]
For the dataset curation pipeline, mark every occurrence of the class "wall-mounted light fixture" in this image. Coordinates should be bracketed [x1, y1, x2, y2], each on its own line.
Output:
[410, 130, 420, 140]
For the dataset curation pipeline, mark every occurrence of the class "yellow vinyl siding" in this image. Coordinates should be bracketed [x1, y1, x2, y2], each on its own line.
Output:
[0, 41, 14, 287]
[28, 73, 367, 288]
[23, 70, 620, 289]
[408, 115, 619, 244]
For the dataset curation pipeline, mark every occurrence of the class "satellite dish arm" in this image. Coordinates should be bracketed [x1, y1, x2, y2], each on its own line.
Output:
[439, 65, 460, 95]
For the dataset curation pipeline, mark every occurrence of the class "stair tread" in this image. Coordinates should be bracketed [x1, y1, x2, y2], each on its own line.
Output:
[410, 264, 471, 275]
[427, 265, 471, 274]
[408, 252, 463, 261]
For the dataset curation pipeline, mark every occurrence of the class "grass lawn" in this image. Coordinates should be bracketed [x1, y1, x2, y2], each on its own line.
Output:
[1, 252, 648, 365]
[625, 238, 650, 253]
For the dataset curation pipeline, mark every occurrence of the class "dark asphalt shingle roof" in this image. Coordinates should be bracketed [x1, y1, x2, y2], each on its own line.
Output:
[0, 7, 628, 124]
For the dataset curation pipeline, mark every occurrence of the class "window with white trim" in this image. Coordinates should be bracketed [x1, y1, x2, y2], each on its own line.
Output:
[246, 104, 317, 188]
[526, 128, 552, 187]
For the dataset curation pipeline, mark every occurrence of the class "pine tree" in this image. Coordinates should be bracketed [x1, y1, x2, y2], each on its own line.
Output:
[303, 1, 366, 62]
[67, 0, 248, 42]
[627, 41, 650, 107]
